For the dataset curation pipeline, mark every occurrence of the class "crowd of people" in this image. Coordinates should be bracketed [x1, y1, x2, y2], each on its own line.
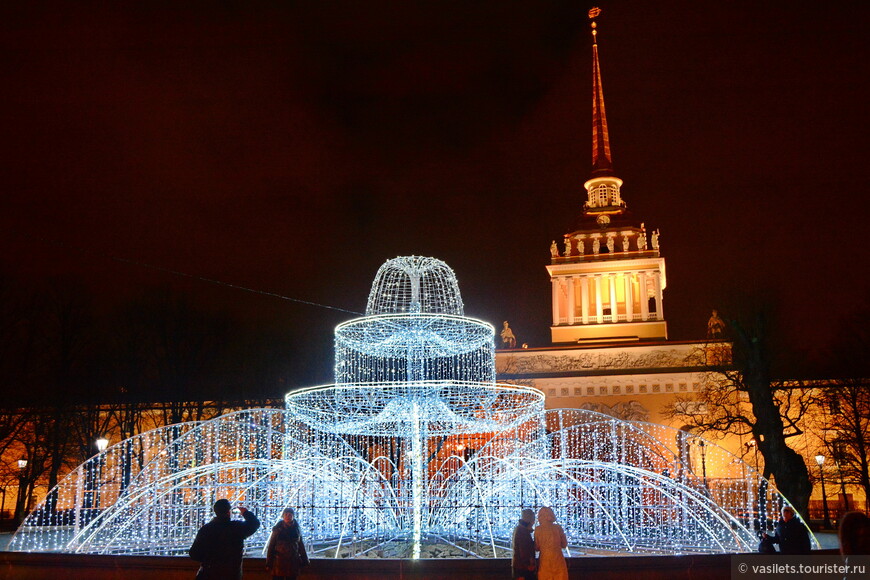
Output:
[185, 501, 571, 580]
[185, 499, 868, 580]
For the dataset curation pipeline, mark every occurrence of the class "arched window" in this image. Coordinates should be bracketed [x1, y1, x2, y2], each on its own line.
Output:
[590, 183, 622, 207]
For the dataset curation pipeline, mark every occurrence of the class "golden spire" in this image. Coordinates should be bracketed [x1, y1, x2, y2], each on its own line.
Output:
[589, 7, 614, 177]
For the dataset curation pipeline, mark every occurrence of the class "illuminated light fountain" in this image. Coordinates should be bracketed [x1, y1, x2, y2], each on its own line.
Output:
[10, 257, 816, 557]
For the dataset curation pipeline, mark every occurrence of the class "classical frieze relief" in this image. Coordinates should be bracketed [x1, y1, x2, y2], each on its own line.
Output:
[497, 347, 696, 375]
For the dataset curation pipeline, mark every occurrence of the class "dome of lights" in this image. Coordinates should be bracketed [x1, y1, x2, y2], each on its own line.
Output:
[9, 257, 816, 559]
[366, 256, 464, 316]
[335, 257, 493, 388]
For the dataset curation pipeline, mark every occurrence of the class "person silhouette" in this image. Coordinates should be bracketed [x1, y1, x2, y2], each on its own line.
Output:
[189, 499, 260, 580]
[511, 508, 536, 579]
[763, 506, 810, 555]
[266, 507, 309, 580]
[839, 511, 870, 579]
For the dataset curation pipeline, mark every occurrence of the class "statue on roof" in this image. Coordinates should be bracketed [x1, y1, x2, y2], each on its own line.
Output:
[706, 310, 726, 339]
[500, 321, 517, 349]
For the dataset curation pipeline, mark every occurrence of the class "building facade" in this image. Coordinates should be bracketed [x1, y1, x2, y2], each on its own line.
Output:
[497, 10, 706, 432]
[495, 10, 866, 519]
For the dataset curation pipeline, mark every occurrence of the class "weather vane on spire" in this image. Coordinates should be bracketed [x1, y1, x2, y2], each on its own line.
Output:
[588, 7, 601, 44]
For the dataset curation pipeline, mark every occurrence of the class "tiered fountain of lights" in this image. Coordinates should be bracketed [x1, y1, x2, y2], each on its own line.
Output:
[10, 257, 816, 557]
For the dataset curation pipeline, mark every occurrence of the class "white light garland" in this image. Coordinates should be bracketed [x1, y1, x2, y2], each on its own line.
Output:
[9, 257, 816, 558]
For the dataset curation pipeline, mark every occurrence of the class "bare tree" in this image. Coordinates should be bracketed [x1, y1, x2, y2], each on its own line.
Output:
[812, 306, 870, 512]
[814, 379, 870, 512]
[666, 307, 813, 517]
[37, 282, 100, 504]
[0, 278, 43, 448]
[10, 408, 76, 523]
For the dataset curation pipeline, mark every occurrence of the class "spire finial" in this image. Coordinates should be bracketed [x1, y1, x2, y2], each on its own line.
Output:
[589, 7, 601, 45]
[589, 6, 613, 178]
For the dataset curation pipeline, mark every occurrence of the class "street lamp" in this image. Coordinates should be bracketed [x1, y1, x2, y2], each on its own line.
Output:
[815, 454, 831, 529]
[745, 439, 758, 471]
[745, 439, 764, 529]
[94, 437, 109, 510]
[695, 439, 709, 491]
[15, 458, 28, 523]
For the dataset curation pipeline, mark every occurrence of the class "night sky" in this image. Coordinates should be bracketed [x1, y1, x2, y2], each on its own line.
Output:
[2, 2, 868, 387]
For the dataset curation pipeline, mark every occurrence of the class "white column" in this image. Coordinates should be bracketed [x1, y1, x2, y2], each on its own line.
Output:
[551, 278, 560, 325]
[653, 271, 664, 320]
[594, 275, 603, 323]
[624, 273, 634, 322]
[566, 276, 575, 325]
[608, 273, 618, 322]
[639, 271, 649, 321]
[580, 275, 589, 324]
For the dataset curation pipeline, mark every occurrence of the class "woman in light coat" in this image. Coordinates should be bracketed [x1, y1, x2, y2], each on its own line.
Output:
[534, 506, 568, 580]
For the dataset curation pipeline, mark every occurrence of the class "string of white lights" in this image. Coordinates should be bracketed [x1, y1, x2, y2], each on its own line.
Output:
[9, 257, 816, 558]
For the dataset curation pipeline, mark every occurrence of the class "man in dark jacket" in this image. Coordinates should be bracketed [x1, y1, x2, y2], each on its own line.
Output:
[765, 506, 811, 555]
[511, 508, 537, 580]
[189, 499, 261, 580]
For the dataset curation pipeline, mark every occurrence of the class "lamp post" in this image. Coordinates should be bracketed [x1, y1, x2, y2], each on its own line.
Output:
[740, 439, 758, 496]
[695, 439, 709, 491]
[701, 440, 708, 485]
[15, 458, 28, 524]
[94, 437, 109, 510]
[815, 454, 831, 529]
[745, 439, 759, 471]
[745, 439, 765, 529]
